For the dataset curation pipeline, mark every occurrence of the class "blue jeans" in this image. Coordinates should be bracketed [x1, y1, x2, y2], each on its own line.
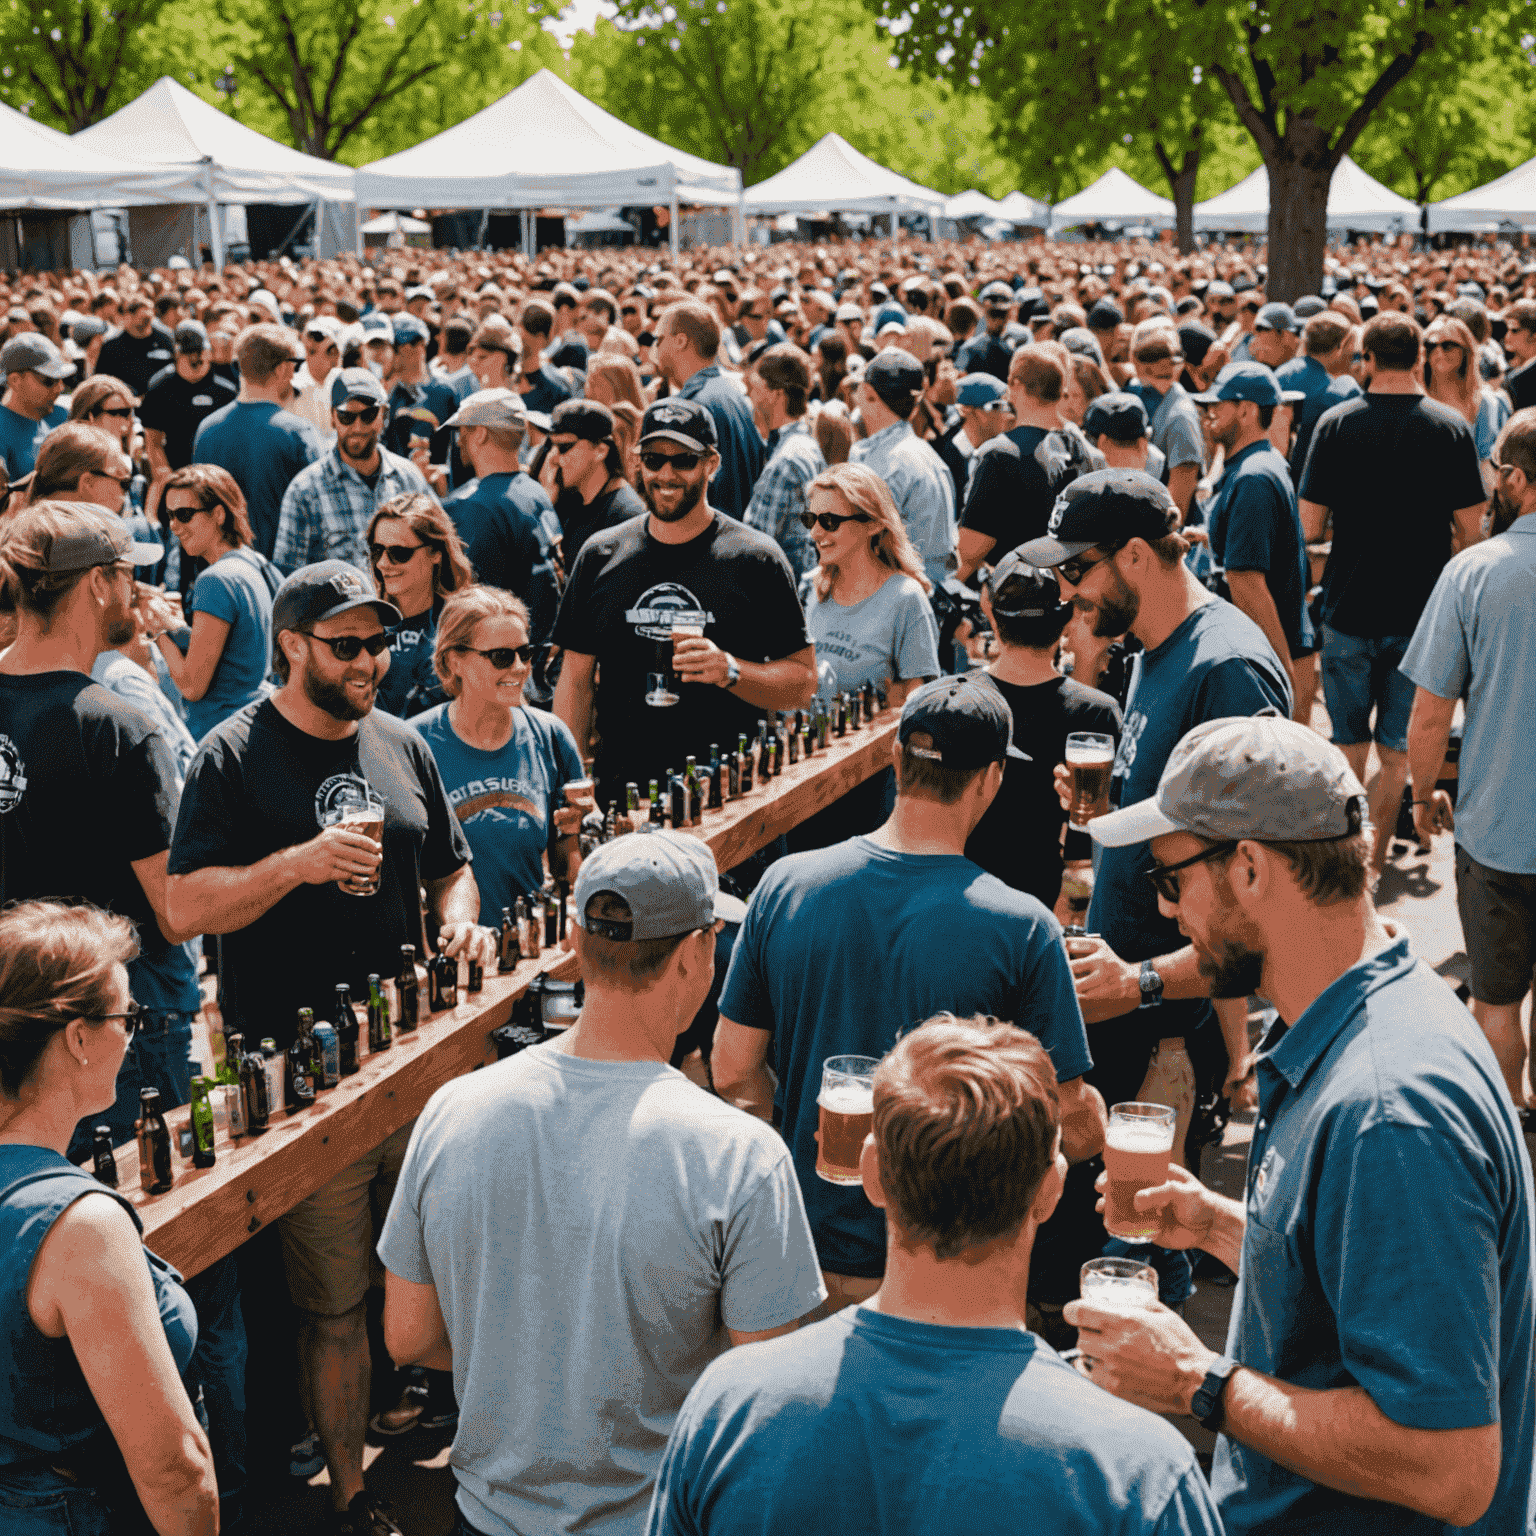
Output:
[185, 1258, 247, 1529]
[66, 1011, 196, 1164]
[0, 1466, 115, 1536]
[1319, 626, 1414, 753]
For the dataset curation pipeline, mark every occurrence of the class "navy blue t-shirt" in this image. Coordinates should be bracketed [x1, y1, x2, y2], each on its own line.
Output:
[520, 362, 573, 419]
[375, 602, 443, 719]
[442, 471, 562, 642]
[676, 365, 767, 522]
[1087, 601, 1291, 1106]
[720, 837, 1091, 1277]
[193, 401, 326, 559]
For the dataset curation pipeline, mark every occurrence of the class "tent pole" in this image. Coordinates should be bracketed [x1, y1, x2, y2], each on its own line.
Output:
[201, 158, 224, 271]
[669, 188, 679, 260]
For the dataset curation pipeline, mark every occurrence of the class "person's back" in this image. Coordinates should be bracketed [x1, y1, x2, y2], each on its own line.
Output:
[679, 365, 765, 520]
[443, 470, 561, 639]
[193, 400, 324, 559]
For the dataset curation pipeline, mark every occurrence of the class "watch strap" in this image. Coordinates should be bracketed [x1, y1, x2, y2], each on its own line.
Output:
[1138, 956, 1164, 1007]
[1194, 1355, 1240, 1431]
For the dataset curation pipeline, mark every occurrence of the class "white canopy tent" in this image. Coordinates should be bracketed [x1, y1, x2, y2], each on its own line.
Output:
[1428, 156, 1536, 232]
[355, 69, 742, 256]
[1194, 155, 1418, 233]
[743, 133, 946, 234]
[998, 190, 1050, 225]
[1, 101, 195, 211]
[1050, 167, 1175, 230]
[944, 189, 1010, 221]
[360, 211, 431, 235]
[74, 77, 357, 265]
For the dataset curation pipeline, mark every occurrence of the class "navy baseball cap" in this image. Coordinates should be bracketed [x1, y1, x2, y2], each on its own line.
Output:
[864, 348, 925, 402]
[1021, 469, 1179, 568]
[271, 560, 401, 635]
[956, 372, 1009, 407]
[1253, 301, 1299, 334]
[330, 368, 389, 408]
[1190, 361, 1305, 408]
[1083, 391, 1150, 443]
[898, 674, 1029, 768]
[1087, 299, 1125, 330]
[639, 396, 718, 452]
[391, 314, 430, 345]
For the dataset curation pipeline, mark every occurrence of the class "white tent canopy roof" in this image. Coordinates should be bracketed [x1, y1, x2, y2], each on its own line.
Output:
[743, 133, 945, 215]
[998, 189, 1050, 224]
[1050, 166, 1175, 228]
[945, 189, 1009, 221]
[1428, 154, 1536, 231]
[360, 211, 431, 234]
[0, 101, 196, 209]
[1194, 155, 1417, 233]
[354, 69, 739, 209]
[73, 77, 355, 204]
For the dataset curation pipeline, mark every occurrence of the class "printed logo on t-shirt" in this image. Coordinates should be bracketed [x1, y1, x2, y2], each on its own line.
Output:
[1115, 711, 1147, 777]
[448, 778, 542, 824]
[314, 772, 376, 827]
[624, 582, 715, 640]
[0, 734, 27, 813]
[147, 349, 171, 362]
[192, 394, 214, 407]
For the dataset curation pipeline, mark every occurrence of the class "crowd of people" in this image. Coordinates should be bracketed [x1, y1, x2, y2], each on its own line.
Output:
[0, 225, 1534, 1536]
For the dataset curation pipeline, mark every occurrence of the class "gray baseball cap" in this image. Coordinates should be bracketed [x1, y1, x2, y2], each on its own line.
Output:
[1089, 715, 1367, 847]
[15, 503, 163, 573]
[443, 388, 527, 430]
[573, 829, 745, 940]
[2, 333, 72, 381]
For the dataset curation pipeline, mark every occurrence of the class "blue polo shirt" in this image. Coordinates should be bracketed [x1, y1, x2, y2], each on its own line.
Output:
[1204, 438, 1315, 659]
[676, 364, 766, 522]
[1215, 935, 1536, 1535]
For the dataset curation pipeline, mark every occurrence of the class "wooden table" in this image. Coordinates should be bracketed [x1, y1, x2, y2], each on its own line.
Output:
[119, 711, 899, 1276]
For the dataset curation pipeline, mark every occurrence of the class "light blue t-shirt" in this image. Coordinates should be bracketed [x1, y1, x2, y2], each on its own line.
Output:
[1401, 518, 1536, 873]
[805, 572, 941, 700]
[185, 549, 273, 742]
[648, 1307, 1223, 1536]
[0, 401, 66, 479]
[409, 703, 584, 921]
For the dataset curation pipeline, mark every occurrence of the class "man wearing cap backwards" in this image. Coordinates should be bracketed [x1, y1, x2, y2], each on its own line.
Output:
[139, 320, 238, 501]
[193, 322, 327, 559]
[1191, 362, 1315, 721]
[955, 281, 1016, 380]
[166, 560, 492, 1536]
[743, 343, 826, 577]
[714, 674, 1103, 1314]
[379, 830, 823, 1536]
[1083, 392, 1167, 482]
[1064, 715, 1536, 1536]
[553, 397, 815, 809]
[0, 332, 71, 479]
[933, 371, 1011, 509]
[273, 367, 437, 577]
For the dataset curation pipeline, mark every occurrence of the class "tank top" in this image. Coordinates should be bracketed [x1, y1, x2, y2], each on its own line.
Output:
[0, 1144, 198, 1469]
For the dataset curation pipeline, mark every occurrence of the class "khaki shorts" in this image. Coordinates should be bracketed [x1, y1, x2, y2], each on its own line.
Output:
[278, 1121, 415, 1317]
[1134, 1038, 1196, 1168]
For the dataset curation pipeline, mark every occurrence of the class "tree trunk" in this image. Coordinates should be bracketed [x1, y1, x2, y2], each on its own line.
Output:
[1264, 120, 1333, 301]
[1171, 150, 1198, 257]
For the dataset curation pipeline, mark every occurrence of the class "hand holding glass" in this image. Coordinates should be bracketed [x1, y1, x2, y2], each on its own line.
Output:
[319, 789, 385, 896]
[815, 1055, 878, 1184]
[1065, 732, 1115, 826]
[1102, 1102, 1176, 1239]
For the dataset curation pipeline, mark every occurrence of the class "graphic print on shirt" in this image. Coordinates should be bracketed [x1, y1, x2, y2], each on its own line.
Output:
[624, 582, 716, 640]
[1114, 711, 1148, 780]
[0, 734, 27, 813]
[314, 772, 376, 827]
[449, 779, 543, 825]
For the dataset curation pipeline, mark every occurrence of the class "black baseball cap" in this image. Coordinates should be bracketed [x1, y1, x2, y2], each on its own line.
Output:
[898, 674, 1029, 768]
[864, 348, 925, 406]
[272, 560, 401, 635]
[551, 398, 616, 443]
[1020, 469, 1179, 569]
[639, 397, 717, 453]
[1082, 392, 1150, 443]
[987, 548, 1068, 622]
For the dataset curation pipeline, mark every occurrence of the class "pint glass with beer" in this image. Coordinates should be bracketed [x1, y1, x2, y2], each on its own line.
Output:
[319, 785, 386, 896]
[815, 1054, 879, 1185]
[1102, 1102, 1176, 1239]
[1065, 731, 1115, 826]
[1080, 1256, 1158, 1312]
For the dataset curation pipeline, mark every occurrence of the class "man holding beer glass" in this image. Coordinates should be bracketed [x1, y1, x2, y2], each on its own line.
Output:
[1062, 716, 1536, 1536]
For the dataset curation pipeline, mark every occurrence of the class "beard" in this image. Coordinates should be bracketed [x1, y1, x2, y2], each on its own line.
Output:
[106, 612, 136, 647]
[1194, 934, 1266, 999]
[302, 660, 375, 721]
[1089, 564, 1140, 639]
[641, 474, 705, 523]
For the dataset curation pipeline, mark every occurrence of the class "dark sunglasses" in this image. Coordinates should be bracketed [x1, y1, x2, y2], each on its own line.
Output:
[166, 502, 215, 523]
[798, 510, 873, 532]
[336, 405, 382, 427]
[1056, 544, 1122, 586]
[1145, 842, 1239, 904]
[92, 404, 135, 420]
[454, 643, 533, 669]
[370, 541, 426, 565]
[621, 306, 640, 318]
[640, 450, 702, 473]
[1426, 340, 1465, 353]
[88, 471, 135, 492]
[89, 999, 144, 1037]
[303, 630, 390, 660]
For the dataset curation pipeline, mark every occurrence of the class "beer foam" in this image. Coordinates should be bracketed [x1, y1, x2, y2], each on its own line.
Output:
[1064, 742, 1115, 764]
[818, 1083, 874, 1115]
[1106, 1120, 1175, 1153]
[1082, 1277, 1156, 1313]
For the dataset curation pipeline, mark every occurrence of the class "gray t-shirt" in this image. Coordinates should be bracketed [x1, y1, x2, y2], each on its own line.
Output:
[378, 1042, 826, 1536]
[806, 572, 942, 699]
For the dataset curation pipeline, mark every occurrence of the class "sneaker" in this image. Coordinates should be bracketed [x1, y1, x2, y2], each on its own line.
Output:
[368, 1382, 428, 1438]
[417, 1405, 459, 1436]
[289, 1430, 326, 1478]
[336, 1491, 405, 1536]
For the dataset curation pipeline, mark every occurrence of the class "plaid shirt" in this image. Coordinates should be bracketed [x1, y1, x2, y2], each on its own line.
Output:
[744, 419, 825, 577]
[273, 445, 435, 575]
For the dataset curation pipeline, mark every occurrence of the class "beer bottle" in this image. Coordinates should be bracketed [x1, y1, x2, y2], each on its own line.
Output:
[312, 1019, 340, 1088]
[427, 950, 458, 1012]
[286, 1013, 317, 1111]
[863, 679, 879, 718]
[817, 703, 830, 750]
[92, 1125, 118, 1188]
[756, 720, 772, 781]
[775, 713, 790, 771]
[218, 1032, 242, 1087]
[514, 895, 538, 957]
[728, 736, 742, 797]
[625, 782, 640, 816]
[647, 779, 663, 824]
[397, 944, 420, 1031]
[240, 1045, 270, 1133]
[603, 800, 617, 841]
[834, 693, 848, 737]
[466, 951, 484, 993]
[189, 1076, 217, 1167]
[787, 713, 801, 765]
[848, 688, 862, 729]
[333, 986, 360, 1076]
[556, 879, 568, 943]
[684, 756, 702, 824]
[713, 750, 728, 808]
[737, 732, 753, 793]
[260, 1037, 285, 1110]
[800, 713, 812, 759]
[367, 974, 392, 1051]
[498, 907, 518, 973]
[137, 1088, 172, 1194]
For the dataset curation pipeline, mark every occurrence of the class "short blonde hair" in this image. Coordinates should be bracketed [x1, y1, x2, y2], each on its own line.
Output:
[432, 585, 531, 698]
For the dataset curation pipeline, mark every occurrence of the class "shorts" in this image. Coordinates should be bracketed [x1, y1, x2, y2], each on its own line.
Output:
[278, 1121, 414, 1317]
[1133, 1037, 1196, 1167]
[1319, 626, 1414, 753]
[1456, 845, 1536, 1005]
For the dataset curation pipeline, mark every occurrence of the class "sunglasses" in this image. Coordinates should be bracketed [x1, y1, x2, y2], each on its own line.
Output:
[621, 306, 640, 318]
[88, 471, 135, 492]
[1426, 340, 1464, 353]
[1146, 842, 1239, 904]
[1057, 544, 1122, 586]
[336, 405, 382, 427]
[370, 541, 426, 565]
[639, 450, 702, 473]
[92, 404, 135, 420]
[798, 510, 873, 532]
[454, 643, 533, 668]
[303, 630, 390, 660]
[548, 438, 593, 455]
[166, 502, 214, 523]
[89, 999, 144, 1038]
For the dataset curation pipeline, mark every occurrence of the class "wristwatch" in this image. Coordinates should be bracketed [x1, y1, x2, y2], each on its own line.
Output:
[1192, 1355, 1240, 1431]
[722, 655, 741, 690]
[1138, 957, 1164, 1008]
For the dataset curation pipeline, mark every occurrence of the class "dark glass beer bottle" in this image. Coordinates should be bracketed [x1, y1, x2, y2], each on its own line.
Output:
[92, 1125, 118, 1188]
[756, 720, 772, 781]
[137, 1088, 172, 1194]
[835, 693, 848, 737]
[189, 1076, 217, 1167]
[817, 703, 830, 750]
[514, 895, 537, 957]
[466, 951, 484, 992]
[397, 945, 420, 1031]
[556, 880, 568, 942]
[427, 950, 458, 1012]
[286, 1012, 317, 1111]
[498, 907, 518, 973]
[775, 713, 790, 771]
[787, 713, 801, 765]
[648, 779, 664, 824]
[241, 1045, 270, 1133]
[668, 769, 687, 829]
[737, 732, 753, 793]
[684, 756, 702, 823]
[333, 985, 361, 1076]
[367, 973, 392, 1051]
[626, 782, 640, 816]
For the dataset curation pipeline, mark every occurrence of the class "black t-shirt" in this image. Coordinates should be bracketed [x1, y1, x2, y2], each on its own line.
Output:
[95, 323, 176, 398]
[961, 424, 1101, 559]
[138, 365, 238, 470]
[556, 479, 646, 569]
[167, 699, 470, 1050]
[1296, 393, 1487, 638]
[1508, 358, 1536, 413]
[0, 671, 178, 964]
[955, 330, 1013, 381]
[551, 511, 810, 801]
[964, 673, 1122, 908]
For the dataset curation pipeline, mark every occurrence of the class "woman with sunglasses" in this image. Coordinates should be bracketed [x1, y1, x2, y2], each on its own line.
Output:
[0, 900, 218, 1536]
[1425, 315, 1508, 491]
[365, 492, 476, 718]
[140, 465, 275, 743]
[412, 586, 583, 921]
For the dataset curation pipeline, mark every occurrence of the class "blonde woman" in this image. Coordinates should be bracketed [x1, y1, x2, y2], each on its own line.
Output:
[1425, 315, 1508, 487]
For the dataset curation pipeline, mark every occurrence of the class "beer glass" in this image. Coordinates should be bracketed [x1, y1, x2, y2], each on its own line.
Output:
[1065, 731, 1115, 826]
[646, 636, 680, 707]
[815, 1054, 879, 1185]
[562, 778, 596, 814]
[320, 786, 386, 896]
[1080, 1256, 1158, 1312]
[1102, 1102, 1176, 1239]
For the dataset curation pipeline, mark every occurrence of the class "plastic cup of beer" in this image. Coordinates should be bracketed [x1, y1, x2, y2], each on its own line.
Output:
[1080, 1256, 1159, 1313]
[671, 622, 705, 685]
[562, 778, 596, 814]
[1065, 731, 1115, 827]
[815, 1054, 879, 1185]
[1102, 1102, 1177, 1239]
[320, 789, 386, 896]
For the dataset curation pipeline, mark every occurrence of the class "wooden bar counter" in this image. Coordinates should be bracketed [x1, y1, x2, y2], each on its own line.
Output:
[118, 711, 899, 1276]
